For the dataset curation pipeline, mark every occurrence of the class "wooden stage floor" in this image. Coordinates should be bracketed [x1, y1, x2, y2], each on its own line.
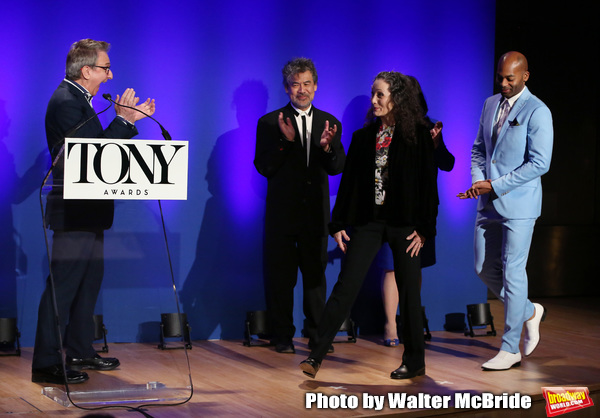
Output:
[1, 297, 598, 417]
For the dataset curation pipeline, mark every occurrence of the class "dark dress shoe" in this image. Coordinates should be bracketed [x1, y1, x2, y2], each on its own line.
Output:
[275, 343, 295, 354]
[67, 354, 120, 371]
[32, 364, 89, 384]
[299, 357, 321, 378]
[390, 364, 425, 380]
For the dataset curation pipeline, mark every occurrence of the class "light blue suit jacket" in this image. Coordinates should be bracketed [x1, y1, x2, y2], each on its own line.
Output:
[471, 86, 553, 219]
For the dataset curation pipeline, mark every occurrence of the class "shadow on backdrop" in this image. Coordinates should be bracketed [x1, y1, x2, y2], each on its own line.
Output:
[180, 80, 268, 340]
[0, 98, 48, 320]
[328, 94, 371, 197]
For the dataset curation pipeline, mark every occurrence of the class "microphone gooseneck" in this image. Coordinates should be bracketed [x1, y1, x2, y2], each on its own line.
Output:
[42, 95, 114, 199]
[51, 100, 113, 157]
[103, 93, 171, 140]
[63, 100, 113, 138]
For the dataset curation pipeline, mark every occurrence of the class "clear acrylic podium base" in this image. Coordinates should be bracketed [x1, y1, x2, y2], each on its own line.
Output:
[42, 383, 192, 407]
[39, 177, 193, 409]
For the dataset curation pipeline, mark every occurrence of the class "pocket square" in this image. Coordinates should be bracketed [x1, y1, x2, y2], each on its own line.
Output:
[509, 119, 520, 126]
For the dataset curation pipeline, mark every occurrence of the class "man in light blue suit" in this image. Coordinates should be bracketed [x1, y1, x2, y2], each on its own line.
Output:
[459, 51, 553, 371]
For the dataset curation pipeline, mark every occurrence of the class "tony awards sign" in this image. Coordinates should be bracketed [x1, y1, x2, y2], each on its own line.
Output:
[63, 138, 188, 200]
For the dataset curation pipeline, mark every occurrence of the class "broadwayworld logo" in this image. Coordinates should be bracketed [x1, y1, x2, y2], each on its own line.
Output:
[63, 138, 188, 200]
[542, 387, 594, 417]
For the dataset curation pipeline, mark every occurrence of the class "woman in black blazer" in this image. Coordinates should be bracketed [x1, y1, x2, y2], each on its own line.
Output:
[300, 71, 437, 380]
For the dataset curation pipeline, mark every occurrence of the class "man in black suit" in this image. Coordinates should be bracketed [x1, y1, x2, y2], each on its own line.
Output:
[254, 58, 345, 353]
[32, 39, 155, 384]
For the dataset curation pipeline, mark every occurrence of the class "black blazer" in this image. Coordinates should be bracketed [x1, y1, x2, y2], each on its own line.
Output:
[330, 120, 438, 239]
[45, 80, 138, 231]
[254, 103, 345, 236]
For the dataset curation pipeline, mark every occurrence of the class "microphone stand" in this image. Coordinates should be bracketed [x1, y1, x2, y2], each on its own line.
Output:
[102, 94, 188, 378]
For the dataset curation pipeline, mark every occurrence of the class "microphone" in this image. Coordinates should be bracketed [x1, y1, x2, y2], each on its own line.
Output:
[64, 101, 112, 138]
[103, 93, 171, 140]
[43, 99, 114, 193]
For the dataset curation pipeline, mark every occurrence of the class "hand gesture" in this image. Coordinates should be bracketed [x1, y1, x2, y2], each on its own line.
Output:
[430, 121, 443, 149]
[277, 112, 295, 142]
[115, 88, 156, 123]
[333, 230, 351, 253]
[457, 180, 492, 199]
[406, 230, 425, 258]
[320, 120, 338, 152]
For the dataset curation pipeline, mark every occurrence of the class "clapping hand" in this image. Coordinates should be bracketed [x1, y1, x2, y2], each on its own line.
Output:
[430, 121, 443, 148]
[115, 88, 156, 123]
[320, 120, 338, 152]
[277, 112, 296, 142]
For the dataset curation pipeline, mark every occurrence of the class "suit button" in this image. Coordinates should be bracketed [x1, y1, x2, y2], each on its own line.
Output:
[492, 159, 496, 164]
[307, 180, 312, 185]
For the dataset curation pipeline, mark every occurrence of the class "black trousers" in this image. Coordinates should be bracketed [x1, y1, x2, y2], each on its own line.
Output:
[33, 230, 104, 369]
[309, 221, 425, 369]
[263, 228, 328, 344]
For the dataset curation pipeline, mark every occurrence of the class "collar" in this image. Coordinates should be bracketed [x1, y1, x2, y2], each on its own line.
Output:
[290, 103, 313, 117]
[64, 78, 93, 104]
[502, 87, 525, 108]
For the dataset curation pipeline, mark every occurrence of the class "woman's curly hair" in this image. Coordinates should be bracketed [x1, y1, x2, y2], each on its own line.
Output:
[366, 71, 427, 143]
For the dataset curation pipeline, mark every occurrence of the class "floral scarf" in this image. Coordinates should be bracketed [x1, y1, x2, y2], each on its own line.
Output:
[375, 124, 394, 205]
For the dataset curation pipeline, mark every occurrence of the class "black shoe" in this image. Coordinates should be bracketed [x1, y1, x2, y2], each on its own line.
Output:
[390, 364, 425, 380]
[299, 357, 321, 378]
[327, 345, 334, 353]
[32, 364, 89, 384]
[67, 354, 120, 371]
[275, 343, 295, 354]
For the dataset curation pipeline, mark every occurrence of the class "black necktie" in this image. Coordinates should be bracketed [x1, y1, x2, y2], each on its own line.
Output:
[302, 115, 307, 154]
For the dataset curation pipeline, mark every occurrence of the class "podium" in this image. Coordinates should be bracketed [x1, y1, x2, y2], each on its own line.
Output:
[39, 138, 192, 409]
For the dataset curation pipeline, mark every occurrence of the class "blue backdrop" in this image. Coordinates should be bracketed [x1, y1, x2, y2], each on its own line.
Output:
[0, 0, 495, 346]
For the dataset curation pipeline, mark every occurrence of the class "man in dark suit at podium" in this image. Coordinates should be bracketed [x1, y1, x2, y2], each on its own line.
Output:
[254, 58, 345, 353]
[32, 38, 156, 384]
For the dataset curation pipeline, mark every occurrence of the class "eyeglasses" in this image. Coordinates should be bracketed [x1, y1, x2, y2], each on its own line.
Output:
[92, 65, 111, 74]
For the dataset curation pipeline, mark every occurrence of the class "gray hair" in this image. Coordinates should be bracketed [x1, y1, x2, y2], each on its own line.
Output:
[281, 57, 318, 88]
[65, 39, 110, 80]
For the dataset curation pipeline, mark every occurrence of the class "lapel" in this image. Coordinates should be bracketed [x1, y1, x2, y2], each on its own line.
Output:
[495, 87, 531, 147]
[63, 80, 92, 108]
[364, 121, 379, 166]
[284, 102, 321, 165]
[488, 95, 503, 140]
[308, 105, 320, 149]
[62, 80, 103, 130]
[282, 102, 301, 139]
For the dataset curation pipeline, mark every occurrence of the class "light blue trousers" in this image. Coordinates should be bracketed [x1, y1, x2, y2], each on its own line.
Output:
[474, 210, 536, 354]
